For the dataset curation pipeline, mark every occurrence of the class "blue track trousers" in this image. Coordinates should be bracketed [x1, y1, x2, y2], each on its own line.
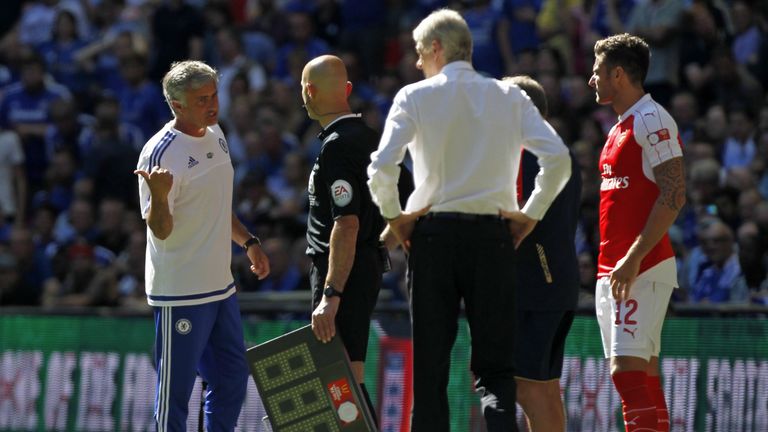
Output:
[153, 294, 249, 431]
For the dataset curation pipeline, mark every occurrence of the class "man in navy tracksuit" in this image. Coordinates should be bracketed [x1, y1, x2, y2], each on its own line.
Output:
[507, 75, 581, 432]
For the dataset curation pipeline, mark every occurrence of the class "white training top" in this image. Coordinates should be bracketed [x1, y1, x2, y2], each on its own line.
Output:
[137, 122, 236, 306]
[368, 61, 571, 220]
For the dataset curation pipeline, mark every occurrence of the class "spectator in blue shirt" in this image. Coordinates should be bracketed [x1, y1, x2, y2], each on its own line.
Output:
[44, 97, 94, 162]
[588, 0, 637, 40]
[721, 105, 757, 170]
[35, 9, 89, 101]
[79, 94, 141, 206]
[730, 0, 766, 74]
[246, 104, 299, 178]
[252, 237, 303, 292]
[338, 0, 387, 78]
[213, 27, 267, 126]
[497, 0, 542, 74]
[31, 149, 81, 215]
[461, 0, 504, 78]
[0, 51, 70, 190]
[682, 219, 749, 303]
[273, 11, 330, 82]
[7, 226, 55, 305]
[115, 51, 168, 142]
[148, 0, 205, 80]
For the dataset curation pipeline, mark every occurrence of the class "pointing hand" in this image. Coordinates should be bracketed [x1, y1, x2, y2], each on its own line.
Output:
[135, 166, 173, 199]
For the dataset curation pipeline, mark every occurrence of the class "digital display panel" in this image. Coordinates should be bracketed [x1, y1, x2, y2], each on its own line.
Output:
[246, 325, 376, 431]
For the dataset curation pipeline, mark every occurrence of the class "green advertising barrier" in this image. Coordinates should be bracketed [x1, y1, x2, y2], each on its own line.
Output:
[0, 314, 766, 431]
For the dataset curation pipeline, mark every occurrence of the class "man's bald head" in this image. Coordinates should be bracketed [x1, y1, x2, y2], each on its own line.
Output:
[301, 55, 353, 125]
[302, 55, 348, 92]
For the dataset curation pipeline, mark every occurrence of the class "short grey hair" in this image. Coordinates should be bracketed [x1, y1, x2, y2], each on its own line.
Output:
[413, 9, 472, 64]
[162, 60, 218, 115]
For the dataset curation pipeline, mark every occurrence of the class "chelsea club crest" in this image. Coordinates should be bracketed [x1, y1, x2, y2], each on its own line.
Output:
[175, 319, 192, 335]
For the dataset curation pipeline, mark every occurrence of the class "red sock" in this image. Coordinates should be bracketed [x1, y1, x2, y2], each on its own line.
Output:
[612, 371, 658, 432]
[647, 375, 669, 431]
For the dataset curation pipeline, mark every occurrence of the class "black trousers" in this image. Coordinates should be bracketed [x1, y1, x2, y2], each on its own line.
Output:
[310, 246, 382, 361]
[408, 216, 518, 432]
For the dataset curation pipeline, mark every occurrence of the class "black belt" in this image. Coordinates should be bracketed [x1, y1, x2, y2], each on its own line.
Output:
[421, 212, 504, 222]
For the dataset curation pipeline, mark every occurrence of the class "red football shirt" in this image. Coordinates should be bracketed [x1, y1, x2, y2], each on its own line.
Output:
[598, 94, 683, 283]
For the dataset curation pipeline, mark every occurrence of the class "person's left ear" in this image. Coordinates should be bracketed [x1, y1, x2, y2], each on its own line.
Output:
[171, 99, 183, 115]
[432, 40, 442, 58]
[345, 81, 353, 97]
[613, 66, 623, 81]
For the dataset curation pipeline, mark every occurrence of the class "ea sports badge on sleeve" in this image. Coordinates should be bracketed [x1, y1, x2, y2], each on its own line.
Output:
[246, 325, 377, 431]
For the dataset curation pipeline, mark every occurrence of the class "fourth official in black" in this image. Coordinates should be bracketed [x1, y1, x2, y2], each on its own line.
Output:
[301, 54, 385, 425]
[505, 75, 581, 432]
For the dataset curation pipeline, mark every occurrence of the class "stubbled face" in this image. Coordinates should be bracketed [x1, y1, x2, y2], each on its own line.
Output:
[177, 80, 219, 130]
[588, 54, 616, 106]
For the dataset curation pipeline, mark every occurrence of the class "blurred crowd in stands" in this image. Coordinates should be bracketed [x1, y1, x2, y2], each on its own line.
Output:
[0, 0, 766, 311]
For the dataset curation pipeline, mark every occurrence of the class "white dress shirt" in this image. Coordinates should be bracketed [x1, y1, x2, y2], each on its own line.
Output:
[367, 61, 571, 220]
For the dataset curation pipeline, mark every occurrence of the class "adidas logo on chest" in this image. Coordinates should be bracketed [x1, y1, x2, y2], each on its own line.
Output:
[188, 150, 219, 169]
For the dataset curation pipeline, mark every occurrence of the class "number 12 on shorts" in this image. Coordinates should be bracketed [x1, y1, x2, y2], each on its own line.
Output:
[614, 299, 638, 325]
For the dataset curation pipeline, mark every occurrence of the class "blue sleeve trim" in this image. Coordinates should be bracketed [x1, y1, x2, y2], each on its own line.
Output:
[148, 131, 176, 169]
[148, 283, 236, 301]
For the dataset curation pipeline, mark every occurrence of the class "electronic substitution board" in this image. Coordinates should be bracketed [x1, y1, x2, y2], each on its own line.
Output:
[246, 325, 377, 431]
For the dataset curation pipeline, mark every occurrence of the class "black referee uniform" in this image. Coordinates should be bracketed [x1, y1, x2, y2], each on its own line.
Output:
[306, 115, 384, 362]
[515, 150, 581, 381]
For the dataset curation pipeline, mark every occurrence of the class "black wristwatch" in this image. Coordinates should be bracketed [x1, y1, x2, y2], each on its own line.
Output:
[323, 284, 343, 299]
[242, 236, 261, 252]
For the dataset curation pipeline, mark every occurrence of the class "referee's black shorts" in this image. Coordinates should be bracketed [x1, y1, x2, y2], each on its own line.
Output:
[515, 309, 575, 381]
[310, 246, 382, 362]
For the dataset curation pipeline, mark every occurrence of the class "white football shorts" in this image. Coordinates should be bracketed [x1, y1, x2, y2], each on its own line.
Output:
[595, 276, 673, 360]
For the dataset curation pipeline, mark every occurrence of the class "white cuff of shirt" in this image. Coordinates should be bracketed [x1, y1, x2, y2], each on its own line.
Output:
[521, 201, 546, 221]
[381, 202, 402, 221]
